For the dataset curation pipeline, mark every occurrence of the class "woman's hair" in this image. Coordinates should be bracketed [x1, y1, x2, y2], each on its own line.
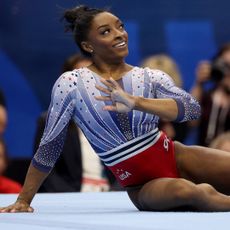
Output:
[62, 5, 107, 57]
[141, 54, 183, 88]
[209, 132, 230, 150]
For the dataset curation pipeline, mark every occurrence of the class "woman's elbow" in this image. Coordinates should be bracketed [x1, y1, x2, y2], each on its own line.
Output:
[188, 102, 201, 121]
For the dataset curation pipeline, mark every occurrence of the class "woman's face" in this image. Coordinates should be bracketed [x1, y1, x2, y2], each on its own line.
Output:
[83, 12, 129, 62]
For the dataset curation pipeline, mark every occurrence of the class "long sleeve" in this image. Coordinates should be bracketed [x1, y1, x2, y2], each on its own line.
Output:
[32, 72, 77, 172]
[147, 68, 201, 122]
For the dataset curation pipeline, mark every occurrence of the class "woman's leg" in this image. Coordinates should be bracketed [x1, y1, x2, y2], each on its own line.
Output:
[174, 141, 230, 194]
[127, 177, 230, 211]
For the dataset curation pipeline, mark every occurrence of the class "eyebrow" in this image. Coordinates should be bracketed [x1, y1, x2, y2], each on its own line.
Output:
[96, 19, 122, 30]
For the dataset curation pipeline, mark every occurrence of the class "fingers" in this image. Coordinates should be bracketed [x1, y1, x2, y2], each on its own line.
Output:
[0, 207, 15, 213]
[100, 78, 114, 89]
[94, 100, 118, 111]
[94, 78, 125, 112]
[10, 209, 17, 213]
[100, 78, 121, 91]
[94, 95, 111, 101]
[0, 205, 34, 213]
[0, 207, 9, 213]
[108, 77, 121, 88]
[96, 77, 122, 95]
[102, 105, 117, 111]
[94, 84, 112, 102]
[95, 85, 111, 95]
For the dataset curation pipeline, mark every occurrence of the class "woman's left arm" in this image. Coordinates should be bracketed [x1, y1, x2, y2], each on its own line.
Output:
[148, 69, 201, 122]
[95, 78, 177, 120]
[95, 70, 201, 122]
[134, 97, 178, 121]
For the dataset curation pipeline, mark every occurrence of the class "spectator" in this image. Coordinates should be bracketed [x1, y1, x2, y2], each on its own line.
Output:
[0, 105, 7, 136]
[0, 138, 22, 193]
[190, 43, 230, 146]
[0, 89, 7, 136]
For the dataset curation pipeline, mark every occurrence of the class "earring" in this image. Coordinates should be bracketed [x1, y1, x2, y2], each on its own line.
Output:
[90, 50, 94, 53]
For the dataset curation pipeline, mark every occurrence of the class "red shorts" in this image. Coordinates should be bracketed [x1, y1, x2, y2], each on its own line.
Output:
[106, 131, 179, 187]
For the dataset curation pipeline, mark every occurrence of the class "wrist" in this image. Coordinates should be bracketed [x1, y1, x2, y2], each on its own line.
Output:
[133, 96, 142, 110]
[17, 195, 32, 204]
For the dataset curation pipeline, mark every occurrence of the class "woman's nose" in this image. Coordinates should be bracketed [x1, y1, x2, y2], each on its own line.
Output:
[114, 29, 125, 38]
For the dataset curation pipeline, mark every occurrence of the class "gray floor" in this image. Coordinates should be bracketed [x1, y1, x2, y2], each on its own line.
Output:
[0, 192, 230, 230]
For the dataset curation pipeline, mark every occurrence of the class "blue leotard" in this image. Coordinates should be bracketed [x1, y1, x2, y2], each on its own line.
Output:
[32, 67, 200, 172]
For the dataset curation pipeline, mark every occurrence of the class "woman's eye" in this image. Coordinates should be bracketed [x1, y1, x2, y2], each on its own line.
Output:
[119, 23, 124, 29]
[101, 29, 110, 35]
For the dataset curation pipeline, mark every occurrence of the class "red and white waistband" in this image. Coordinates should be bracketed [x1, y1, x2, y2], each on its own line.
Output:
[97, 128, 161, 166]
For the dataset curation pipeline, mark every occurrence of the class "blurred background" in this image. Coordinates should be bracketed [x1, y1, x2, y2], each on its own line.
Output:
[0, 0, 230, 159]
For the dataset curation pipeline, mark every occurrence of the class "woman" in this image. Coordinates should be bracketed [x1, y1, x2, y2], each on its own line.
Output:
[2, 5, 230, 212]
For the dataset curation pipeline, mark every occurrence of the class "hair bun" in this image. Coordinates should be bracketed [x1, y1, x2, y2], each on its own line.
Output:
[61, 5, 106, 56]
[63, 5, 89, 32]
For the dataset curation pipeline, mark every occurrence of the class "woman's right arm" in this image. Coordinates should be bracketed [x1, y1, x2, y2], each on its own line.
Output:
[0, 71, 78, 213]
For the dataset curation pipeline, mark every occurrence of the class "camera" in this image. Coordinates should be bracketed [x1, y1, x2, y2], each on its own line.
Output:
[210, 59, 230, 82]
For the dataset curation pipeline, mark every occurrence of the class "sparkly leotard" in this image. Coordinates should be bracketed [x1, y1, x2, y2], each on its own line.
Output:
[32, 67, 200, 186]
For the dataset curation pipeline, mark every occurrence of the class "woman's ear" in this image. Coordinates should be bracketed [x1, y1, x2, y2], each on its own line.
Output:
[81, 41, 94, 54]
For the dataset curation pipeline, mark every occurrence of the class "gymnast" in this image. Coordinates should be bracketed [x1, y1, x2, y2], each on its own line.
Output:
[2, 5, 230, 212]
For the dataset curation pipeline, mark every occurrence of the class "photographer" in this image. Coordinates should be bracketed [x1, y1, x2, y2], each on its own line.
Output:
[190, 43, 230, 146]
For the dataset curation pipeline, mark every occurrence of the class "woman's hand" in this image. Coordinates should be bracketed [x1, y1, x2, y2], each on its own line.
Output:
[0, 164, 49, 213]
[0, 199, 34, 213]
[95, 78, 136, 113]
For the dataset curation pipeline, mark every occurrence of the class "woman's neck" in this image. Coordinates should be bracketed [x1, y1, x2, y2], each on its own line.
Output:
[88, 60, 133, 80]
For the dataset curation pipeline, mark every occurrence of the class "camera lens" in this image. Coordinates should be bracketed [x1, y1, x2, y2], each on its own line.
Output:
[210, 59, 230, 82]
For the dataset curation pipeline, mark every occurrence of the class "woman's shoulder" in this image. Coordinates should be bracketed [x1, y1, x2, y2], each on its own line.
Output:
[53, 68, 88, 87]
[51, 70, 83, 96]
[134, 66, 168, 76]
[59, 68, 83, 80]
[141, 67, 174, 84]
[128, 66, 171, 80]
[142, 67, 166, 75]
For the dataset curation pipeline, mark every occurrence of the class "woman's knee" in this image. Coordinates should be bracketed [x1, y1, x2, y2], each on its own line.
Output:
[137, 178, 200, 210]
[175, 182, 219, 208]
[196, 183, 217, 196]
[170, 179, 200, 203]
